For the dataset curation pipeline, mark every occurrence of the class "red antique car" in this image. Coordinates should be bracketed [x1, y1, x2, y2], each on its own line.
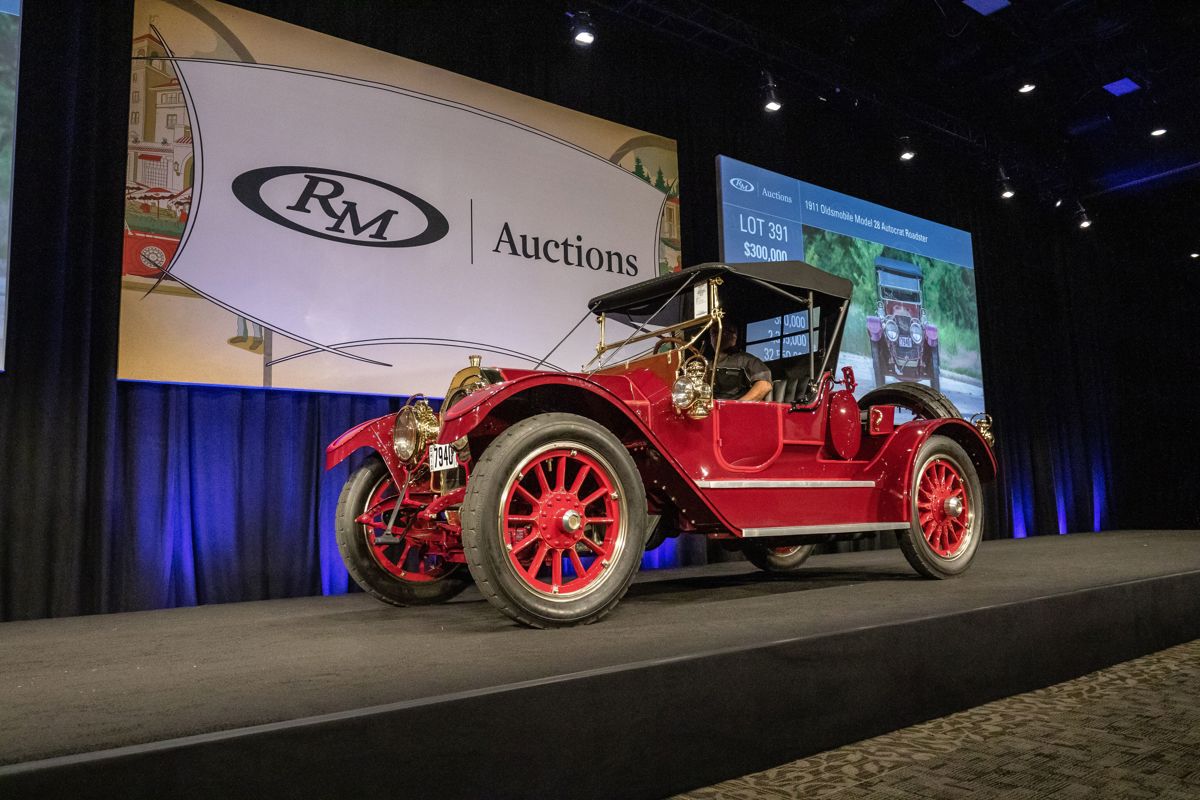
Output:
[326, 262, 996, 627]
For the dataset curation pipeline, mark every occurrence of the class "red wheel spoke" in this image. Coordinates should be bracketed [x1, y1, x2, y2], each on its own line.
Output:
[585, 516, 614, 526]
[580, 536, 606, 556]
[569, 549, 588, 580]
[511, 533, 541, 557]
[526, 542, 550, 579]
[514, 483, 539, 506]
[506, 514, 537, 524]
[581, 486, 609, 506]
[535, 464, 551, 496]
[552, 549, 564, 588]
[556, 456, 568, 491]
[570, 465, 592, 494]
[398, 541, 414, 568]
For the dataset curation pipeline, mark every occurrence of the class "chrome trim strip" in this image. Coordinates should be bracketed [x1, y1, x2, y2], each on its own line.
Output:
[741, 521, 908, 538]
[695, 479, 876, 489]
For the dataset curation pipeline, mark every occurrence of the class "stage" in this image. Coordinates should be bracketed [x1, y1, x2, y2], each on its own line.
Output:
[2, 530, 1199, 799]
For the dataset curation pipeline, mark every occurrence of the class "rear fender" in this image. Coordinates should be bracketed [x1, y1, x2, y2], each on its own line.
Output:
[324, 412, 407, 485]
[873, 417, 996, 519]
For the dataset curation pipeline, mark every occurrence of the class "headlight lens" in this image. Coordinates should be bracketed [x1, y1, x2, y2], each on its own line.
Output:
[884, 319, 899, 342]
[672, 377, 698, 409]
[909, 321, 924, 344]
[393, 408, 418, 462]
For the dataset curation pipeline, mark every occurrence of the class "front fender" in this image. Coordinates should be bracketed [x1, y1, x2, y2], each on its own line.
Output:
[437, 374, 651, 445]
[324, 412, 405, 481]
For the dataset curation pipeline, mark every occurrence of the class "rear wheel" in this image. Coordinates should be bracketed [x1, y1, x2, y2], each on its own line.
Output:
[743, 543, 815, 573]
[335, 457, 470, 606]
[857, 379, 959, 420]
[461, 413, 647, 628]
[898, 435, 983, 578]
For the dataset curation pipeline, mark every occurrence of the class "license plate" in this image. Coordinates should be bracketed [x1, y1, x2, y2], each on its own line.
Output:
[428, 443, 458, 472]
[899, 336, 912, 348]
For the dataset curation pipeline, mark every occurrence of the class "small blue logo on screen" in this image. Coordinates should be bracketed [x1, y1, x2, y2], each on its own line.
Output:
[729, 177, 754, 193]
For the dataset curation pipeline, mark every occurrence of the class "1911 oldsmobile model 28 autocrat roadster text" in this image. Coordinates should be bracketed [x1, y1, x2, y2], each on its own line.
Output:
[325, 261, 996, 627]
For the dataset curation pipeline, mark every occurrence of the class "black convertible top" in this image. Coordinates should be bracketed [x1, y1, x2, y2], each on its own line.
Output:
[588, 261, 853, 316]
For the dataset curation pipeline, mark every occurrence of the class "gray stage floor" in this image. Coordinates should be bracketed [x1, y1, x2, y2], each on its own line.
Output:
[1, 529, 1197, 766]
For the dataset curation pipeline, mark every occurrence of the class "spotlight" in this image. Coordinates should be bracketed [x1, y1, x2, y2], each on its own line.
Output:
[1150, 128, 1167, 137]
[1075, 202, 1092, 229]
[1191, 253, 1199, 259]
[1054, 198, 1063, 208]
[1018, 83, 1036, 94]
[761, 70, 781, 112]
[997, 165, 1015, 199]
[568, 11, 595, 46]
[898, 136, 916, 161]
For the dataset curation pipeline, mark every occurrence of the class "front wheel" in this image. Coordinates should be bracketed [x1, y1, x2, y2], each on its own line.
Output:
[743, 543, 815, 573]
[461, 413, 647, 628]
[335, 457, 471, 606]
[898, 435, 983, 578]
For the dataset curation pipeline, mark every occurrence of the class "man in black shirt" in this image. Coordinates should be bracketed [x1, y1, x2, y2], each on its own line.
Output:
[712, 324, 773, 401]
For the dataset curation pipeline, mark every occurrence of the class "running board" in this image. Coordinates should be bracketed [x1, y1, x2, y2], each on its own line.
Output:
[741, 521, 908, 538]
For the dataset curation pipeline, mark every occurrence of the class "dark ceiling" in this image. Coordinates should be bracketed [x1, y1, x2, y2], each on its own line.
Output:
[604, 0, 1200, 203]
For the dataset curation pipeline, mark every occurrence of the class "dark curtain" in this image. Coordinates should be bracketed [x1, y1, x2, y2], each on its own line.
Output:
[0, 0, 1168, 621]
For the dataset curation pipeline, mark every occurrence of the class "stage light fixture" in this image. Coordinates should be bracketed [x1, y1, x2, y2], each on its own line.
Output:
[761, 71, 782, 112]
[898, 136, 916, 161]
[997, 165, 1015, 199]
[1018, 83, 1036, 94]
[1054, 198, 1063, 208]
[1150, 128, 1167, 137]
[1075, 202, 1092, 229]
[1191, 252, 1199, 259]
[568, 11, 595, 46]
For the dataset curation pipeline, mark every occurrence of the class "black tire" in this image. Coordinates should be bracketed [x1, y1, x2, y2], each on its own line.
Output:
[335, 457, 471, 606]
[898, 435, 983, 578]
[743, 543, 815, 573]
[871, 340, 888, 388]
[645, 513, 669, 552]
[929, 346, 941, 393]
[857, 380, 960, 420]
[460, 413, 647, 628]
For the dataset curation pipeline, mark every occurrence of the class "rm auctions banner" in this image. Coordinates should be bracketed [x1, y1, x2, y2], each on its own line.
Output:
[120, 0, 680, 395]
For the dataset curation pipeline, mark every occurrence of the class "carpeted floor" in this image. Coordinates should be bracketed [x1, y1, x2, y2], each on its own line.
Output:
[675, 638, 1200, 799]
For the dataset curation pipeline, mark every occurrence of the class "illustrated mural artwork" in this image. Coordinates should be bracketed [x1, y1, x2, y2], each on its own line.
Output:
[121, 0, 680, 394]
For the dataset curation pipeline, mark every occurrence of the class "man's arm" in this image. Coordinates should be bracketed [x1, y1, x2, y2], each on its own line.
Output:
[739, 380, 773, 402]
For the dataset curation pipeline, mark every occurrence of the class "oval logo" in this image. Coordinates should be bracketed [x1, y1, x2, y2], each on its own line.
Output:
[729, 177, 755, 193]
[231, 166, 449, 248]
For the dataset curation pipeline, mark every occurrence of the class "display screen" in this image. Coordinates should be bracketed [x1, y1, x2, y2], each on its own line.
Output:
[0, 0, 20, 372]
[717, 155, 985, 417]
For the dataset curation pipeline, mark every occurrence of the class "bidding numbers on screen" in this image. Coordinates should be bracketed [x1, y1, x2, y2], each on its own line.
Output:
[739, 213, 790, 261]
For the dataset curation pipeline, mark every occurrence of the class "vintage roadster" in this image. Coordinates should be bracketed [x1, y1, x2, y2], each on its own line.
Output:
[867, 257, 941, 391]
[325, 261, 996, 628]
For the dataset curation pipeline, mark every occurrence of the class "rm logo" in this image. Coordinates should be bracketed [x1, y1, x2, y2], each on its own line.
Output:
[232, 166, 449, 248]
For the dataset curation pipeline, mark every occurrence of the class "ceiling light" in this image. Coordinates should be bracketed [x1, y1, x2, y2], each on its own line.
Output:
[963, 0, 1010, 15]
[997, 165, 1015, 199]
[1102, 77, 1141, 96]
[1018, 83, 1036, 94]
[1191, 253, 1199, 259]
[1054, 198, 1063, 208]
[762, 71, 782, 112]
[1075, 202, 1092, 229]
[898, 136, 916, 161]
[1150, 128, 1167, 137]
[568, 11, 595, 46]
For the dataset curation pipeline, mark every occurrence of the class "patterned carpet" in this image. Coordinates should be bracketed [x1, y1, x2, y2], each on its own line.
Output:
[675, 638, 1200, 799]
